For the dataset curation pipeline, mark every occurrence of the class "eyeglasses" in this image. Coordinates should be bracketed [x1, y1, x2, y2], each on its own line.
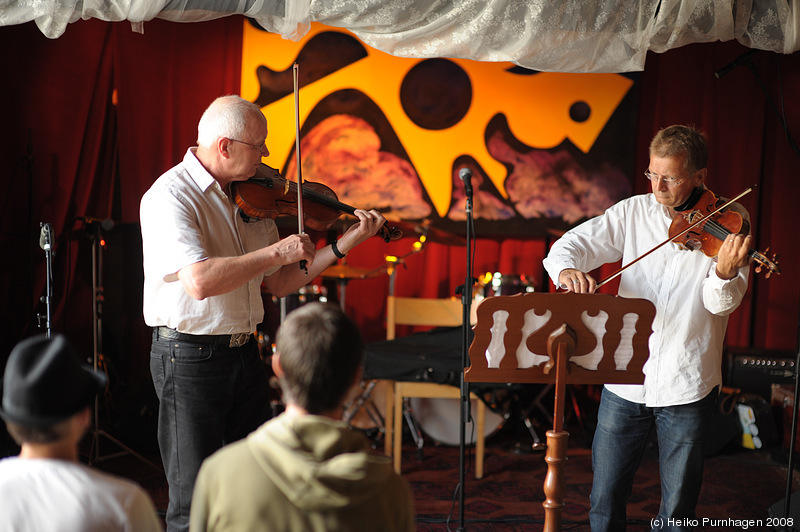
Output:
[644, 170, 683, 187]
[227, 137, 266, 151]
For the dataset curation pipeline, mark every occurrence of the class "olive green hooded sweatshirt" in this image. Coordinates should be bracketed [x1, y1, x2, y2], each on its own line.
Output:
[190, 413, 414, 532]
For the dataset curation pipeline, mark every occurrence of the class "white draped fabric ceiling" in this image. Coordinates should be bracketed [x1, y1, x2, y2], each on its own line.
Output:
[2, 0, 798, 72]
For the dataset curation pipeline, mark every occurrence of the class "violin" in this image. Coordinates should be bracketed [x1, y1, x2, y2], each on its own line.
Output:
[596, 185, 780, 288]
[669, 188, 780, 277]
[230, 163, 403, 243]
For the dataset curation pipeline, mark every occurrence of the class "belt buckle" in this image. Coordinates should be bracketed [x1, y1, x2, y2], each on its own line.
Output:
[229, 333, 249, 348]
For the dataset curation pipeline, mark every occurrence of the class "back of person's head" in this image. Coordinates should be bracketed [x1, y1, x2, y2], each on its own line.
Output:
[649, 124, 708, 173]
[0, 334, 106, 444]
[275, 303, 364, 415]
[197, 95, 264, 148]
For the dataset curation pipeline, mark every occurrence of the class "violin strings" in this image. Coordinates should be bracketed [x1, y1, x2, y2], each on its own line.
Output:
[247, 176, 395, 241]
[704, 218, 767, 264]
[702, 218, 731, 242]
[252, 176, 356, 215]
[303, 187, 355, 214]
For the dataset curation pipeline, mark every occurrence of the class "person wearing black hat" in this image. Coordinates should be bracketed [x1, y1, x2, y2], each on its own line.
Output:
[0, 334, 163, 532]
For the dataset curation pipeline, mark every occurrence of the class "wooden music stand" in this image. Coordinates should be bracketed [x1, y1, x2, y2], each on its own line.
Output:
[465, 292, 656, 532]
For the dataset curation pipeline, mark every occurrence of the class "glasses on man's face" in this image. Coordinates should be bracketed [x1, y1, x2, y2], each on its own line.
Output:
[644, 170, 683, 187]
[227, 137, 266, 151]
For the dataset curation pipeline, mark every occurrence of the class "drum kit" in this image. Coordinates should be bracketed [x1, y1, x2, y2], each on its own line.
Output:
[261, 217, 549, 451]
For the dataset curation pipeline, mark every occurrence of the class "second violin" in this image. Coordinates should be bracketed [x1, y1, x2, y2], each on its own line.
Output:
[669, 188, 780, 278]
[231, 163, 403, 243]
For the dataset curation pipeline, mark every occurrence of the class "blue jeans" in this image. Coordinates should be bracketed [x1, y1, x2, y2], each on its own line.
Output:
[589, 387, 718, 532]
[150, 331, 271, 532]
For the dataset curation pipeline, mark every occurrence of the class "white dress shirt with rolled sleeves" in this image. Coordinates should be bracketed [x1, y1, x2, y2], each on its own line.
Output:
[543, 193, 749, 407]
[140, 148, 280, 335]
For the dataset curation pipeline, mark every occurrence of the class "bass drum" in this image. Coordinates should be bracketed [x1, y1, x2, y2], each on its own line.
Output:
[409, 395, 505, 446]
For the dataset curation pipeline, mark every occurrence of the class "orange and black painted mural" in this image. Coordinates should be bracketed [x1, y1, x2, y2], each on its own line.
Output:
[241, 22, 637, 237]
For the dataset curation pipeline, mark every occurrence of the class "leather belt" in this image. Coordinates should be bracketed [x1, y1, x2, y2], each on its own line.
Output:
[156, 327, 251, 348]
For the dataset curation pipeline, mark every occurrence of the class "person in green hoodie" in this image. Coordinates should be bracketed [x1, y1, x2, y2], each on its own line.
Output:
[190, 302, 414, 532]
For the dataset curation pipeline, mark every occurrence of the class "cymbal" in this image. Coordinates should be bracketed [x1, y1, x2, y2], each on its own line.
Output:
[321, 264, 385, 280]
[388, 220, 467, 246]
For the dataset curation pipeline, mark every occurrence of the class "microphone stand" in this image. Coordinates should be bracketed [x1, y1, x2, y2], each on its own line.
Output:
[778, 292, 800, 531]
[82, 221, 161, 472]
[457, 170, 475, 531]
[38, 222, 53, 338]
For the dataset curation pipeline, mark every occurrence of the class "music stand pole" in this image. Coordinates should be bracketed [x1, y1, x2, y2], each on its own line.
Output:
[458, 169, 475, 531]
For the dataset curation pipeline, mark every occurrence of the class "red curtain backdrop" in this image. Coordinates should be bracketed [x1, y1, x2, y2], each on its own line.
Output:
[1, 18, 798, 394]
[633, 43, 799, 350]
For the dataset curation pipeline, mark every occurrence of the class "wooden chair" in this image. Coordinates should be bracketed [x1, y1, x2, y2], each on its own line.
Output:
[384, 295, 487, 479]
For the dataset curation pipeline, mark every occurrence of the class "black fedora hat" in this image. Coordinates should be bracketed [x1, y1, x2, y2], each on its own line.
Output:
[0, 334, 107, 427]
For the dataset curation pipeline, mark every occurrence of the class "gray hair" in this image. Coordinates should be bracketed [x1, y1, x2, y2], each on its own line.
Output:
[649, 124, 708, 173]
[196, 95, 264, 148]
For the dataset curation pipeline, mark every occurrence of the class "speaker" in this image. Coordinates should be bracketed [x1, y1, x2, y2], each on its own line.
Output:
[724, 348, 795, 401]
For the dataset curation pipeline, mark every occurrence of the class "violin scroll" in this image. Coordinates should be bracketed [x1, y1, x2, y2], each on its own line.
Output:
[752, 248, 781, 278]
[380, 224, 404, 243]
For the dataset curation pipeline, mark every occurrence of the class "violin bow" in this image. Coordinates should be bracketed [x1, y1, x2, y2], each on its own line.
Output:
[595, 186, 753, 289]
[293, 62, 308, 275]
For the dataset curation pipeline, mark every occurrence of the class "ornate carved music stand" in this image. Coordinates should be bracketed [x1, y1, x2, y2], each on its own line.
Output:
[465, 292, 656, 531]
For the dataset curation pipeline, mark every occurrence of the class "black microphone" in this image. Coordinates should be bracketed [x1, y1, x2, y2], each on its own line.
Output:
[76, 216, 115, 232]
[459, 167, 473, 197]
[715, 49, 758, 79]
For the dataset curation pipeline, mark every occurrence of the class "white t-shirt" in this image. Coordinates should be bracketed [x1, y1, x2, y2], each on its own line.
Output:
[0, 457, 163, 532]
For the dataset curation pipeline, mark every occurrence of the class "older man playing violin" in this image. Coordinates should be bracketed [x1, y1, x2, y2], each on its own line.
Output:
[543, 125, 752, 532]
[140, 94, 385, 532]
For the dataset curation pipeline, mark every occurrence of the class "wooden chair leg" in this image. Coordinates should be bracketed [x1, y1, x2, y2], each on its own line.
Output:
[393, 384, 404, 475]
[384, 381, 394, 457]
[388, 385, 488, 479]
[476, 396, 485, 479]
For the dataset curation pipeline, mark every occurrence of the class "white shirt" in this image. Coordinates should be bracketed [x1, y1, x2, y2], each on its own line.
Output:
[543, 193, 749, 407]
[0, 457, 163, 532]
[140, 148, 280, 335]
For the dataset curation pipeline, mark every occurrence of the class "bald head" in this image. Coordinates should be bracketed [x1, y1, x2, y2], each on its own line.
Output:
[197, 95, 266, 148]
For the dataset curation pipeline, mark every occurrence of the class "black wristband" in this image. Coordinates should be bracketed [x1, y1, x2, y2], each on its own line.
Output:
[331, 241, 347, 259]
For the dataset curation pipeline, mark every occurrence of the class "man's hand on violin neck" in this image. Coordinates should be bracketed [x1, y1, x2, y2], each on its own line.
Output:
[715, 233, 752, 280]
[559, 269, 597, 294]
[340, 209, 386, 250]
